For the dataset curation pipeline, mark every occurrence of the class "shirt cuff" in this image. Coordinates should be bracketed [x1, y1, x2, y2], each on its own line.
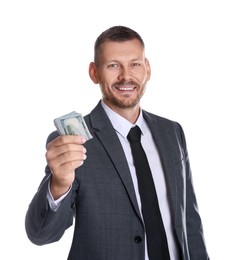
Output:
[47, 180, 71, 212]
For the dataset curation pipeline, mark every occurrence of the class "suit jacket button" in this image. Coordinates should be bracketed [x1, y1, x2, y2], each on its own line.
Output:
[134, 236, 142, 243]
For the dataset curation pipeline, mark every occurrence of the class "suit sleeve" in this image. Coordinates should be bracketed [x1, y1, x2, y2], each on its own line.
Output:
[177, 123, 210, 259]
[25, 131, 77, 245]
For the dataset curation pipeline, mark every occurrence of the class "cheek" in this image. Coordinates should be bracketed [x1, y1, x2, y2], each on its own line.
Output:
[99, 81, 112, 94]
[101, 72, 118, 86]
[136, 73, 149, 85]
[131, 67, 148, 81]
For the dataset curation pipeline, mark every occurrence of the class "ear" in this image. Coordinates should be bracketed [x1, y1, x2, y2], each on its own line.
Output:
[145, 58, 151, 81]
[89, 62, 99, 84]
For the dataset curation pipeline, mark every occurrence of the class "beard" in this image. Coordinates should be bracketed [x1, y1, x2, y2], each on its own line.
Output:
[105, 94, 141, 109]
[102, 81, 146, 109]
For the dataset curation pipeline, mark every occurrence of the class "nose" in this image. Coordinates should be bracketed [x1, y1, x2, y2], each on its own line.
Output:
[118, 66, 132, 81]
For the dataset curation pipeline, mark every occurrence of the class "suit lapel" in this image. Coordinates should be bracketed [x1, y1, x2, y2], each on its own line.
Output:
[143, 111, 182, 226]
[88, 102, 142, 221]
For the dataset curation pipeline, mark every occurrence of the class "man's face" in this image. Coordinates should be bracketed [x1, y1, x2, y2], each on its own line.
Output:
[90, 39, 151, 111]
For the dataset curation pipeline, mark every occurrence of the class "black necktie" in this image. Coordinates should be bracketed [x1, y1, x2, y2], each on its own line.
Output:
[127, 126, 170, 260]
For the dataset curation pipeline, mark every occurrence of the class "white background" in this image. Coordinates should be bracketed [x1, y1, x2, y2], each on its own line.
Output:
[0, 0, 242, 259]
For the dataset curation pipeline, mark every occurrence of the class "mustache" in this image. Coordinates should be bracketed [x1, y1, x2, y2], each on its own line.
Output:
[112, 81, 138, 88]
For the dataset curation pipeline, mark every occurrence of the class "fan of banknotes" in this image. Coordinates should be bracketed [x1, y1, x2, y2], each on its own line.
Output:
[54, 111, 93, 140]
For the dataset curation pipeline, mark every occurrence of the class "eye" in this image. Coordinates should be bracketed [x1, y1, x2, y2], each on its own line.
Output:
[107, 63, 120, 70]
[131, 62, 141, 68]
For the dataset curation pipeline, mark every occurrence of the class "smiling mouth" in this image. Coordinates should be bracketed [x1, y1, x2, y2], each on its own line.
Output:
[113, 81, 137, 91]
[115, 86, 135, 91]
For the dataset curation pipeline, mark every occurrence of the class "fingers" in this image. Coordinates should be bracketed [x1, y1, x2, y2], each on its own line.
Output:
[47, 142, 86, 161]
[48, 148, 87, 168]
[46, 135, 87, 175]
[46, 135, 88, 199]
[47, 135, 86, 149]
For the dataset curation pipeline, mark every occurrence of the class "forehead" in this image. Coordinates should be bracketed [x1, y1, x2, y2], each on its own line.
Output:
[98, 39, 145, 62]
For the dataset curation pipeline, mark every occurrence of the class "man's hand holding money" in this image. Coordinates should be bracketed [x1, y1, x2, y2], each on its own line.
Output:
[46, 135, 87, 200]
[45, 111, 91, 200]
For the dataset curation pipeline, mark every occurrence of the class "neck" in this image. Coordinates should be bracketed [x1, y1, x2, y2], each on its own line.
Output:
[103, 100, 141, 124]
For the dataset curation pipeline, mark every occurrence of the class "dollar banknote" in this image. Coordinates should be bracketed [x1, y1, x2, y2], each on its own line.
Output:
[54, 111, 93, 140]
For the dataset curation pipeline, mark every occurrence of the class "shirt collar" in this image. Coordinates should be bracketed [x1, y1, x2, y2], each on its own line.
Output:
[101, 100, 147, 139]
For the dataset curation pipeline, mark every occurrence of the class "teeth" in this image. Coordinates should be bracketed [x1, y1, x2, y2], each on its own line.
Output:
[118, 87, 134, 90]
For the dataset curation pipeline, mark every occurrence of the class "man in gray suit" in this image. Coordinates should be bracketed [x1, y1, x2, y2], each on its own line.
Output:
[25, 25, 210, 260]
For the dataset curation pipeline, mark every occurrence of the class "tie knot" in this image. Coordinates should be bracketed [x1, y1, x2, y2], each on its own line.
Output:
[127, 126, 141, 143]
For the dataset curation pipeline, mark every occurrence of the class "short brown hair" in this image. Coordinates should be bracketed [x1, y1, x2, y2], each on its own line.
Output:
[94, 25, 145, 63]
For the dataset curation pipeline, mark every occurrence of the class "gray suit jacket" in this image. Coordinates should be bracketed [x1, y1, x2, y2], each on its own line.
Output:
[25, 101, 209, 260]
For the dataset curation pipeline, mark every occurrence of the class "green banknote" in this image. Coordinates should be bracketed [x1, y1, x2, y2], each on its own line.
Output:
[54, 111, 93, 140]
